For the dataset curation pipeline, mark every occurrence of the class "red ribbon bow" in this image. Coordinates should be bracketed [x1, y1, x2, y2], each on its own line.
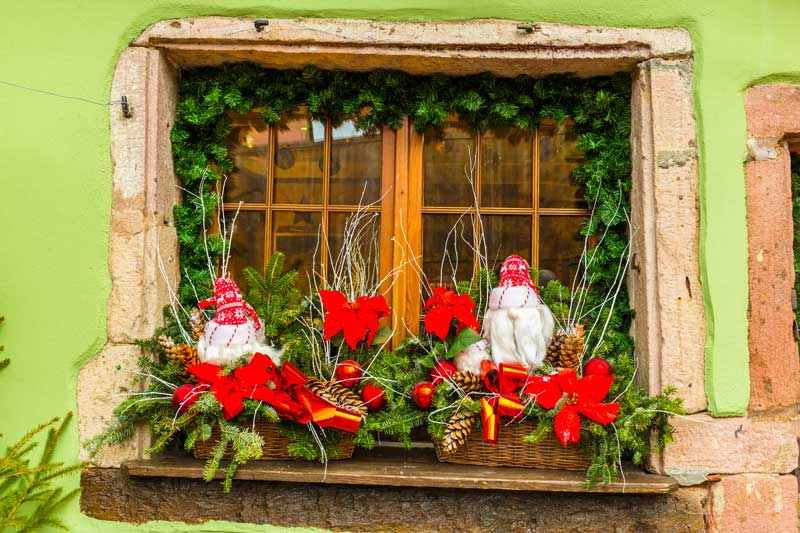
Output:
[478, 360, 529, 444]
[521, 368, 620, 446]
[188, 353, 362, 433]
[319, 290, 390, 350]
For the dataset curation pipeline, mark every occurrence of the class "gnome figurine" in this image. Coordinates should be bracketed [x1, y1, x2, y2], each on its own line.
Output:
[196, 277, 283, 366]
[483, 255, 555, 372]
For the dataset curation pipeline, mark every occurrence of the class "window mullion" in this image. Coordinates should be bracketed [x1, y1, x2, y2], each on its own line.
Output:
[264, 123, 275, 268]
[393, 118, 422, 341]
[320, 119, 331, 284]
[379, 125, 397, 306]
[473, 130, 482, 278]
[533, 127, 540, 269]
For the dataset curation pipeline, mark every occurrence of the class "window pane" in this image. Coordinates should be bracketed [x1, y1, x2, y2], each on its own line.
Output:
[330, 120, 382, 206]
[481, 128, 533, 208]
[538, 215, 586, 286]
[227, 211, 265, 292]
[272, 211, 322, 292]
[273, 112, 324, 205]
[225, 112, 268, 203]
[482, 215, 533, 269]
[423, 120, 476, 207]
[328, 212, 381, 289]
[422, 214, 475, 286]
[539, 120, 587, 209]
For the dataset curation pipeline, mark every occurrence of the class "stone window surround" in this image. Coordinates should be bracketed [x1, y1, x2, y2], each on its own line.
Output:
[77, 17, 707, 475]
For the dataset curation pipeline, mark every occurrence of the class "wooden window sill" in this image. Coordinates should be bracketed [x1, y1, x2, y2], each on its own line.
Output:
[124, 447, 678, 494]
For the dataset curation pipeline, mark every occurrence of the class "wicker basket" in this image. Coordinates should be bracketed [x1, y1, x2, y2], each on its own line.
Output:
[434, 421, 589, 470]
[193, 419, 355, 461]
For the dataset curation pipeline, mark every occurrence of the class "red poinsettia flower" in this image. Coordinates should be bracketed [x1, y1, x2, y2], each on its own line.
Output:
[319, 290, 390, 350]
[522, 368, 620, 446]
[422, 287, 480, 341]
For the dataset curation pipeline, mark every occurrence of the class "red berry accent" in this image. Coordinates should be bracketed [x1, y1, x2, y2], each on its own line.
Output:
[582, 357, 611, 377]
[411, 381, 435, 409]
[361, 383, 386, 410]
[335, 359, 363, 387]
[172, 384, 202, 413]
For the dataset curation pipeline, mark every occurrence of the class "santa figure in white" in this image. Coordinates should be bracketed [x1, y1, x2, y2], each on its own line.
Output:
[196, 277, 283, 366]
[483, 255, 555, 372]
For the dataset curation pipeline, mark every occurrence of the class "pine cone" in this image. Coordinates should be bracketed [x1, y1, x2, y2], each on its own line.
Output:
[164, 342, 199, 381]
[545, 324, 585, 369]
[441, 409, 477, 454]
[450, 371, 483, 393]
[158, 334, 176, 353]
[189, 308, 206, 341]
[306, 377, 368, 416]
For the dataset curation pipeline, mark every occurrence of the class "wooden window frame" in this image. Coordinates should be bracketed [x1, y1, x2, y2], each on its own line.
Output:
[224, 114, 591, 339]
[221, 113, 396, 290]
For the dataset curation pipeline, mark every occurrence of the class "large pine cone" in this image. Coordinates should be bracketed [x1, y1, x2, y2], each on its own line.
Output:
[545, 324, 585, 369]
[441, 409, 477, 454]
[306, 377, 368, 416]
[450, 371, 484, 393]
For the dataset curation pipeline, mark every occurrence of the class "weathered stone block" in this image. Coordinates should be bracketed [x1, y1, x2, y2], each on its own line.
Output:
[745, 146, 800, 411]
[630, 58, 706, 414]
[746, 84, 800, 139]
[707, 474, 798, 532]
[106, 48, 179, 344]
[650, 413, 799, 478]
[77, 344, 148, 466]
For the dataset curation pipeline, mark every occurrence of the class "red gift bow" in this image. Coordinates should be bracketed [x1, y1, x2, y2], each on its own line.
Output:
[188, 353, 362, 432]
[422, 287, 480, 341]
[478, 360, 529, 444]
[521, 368, 620, 446]
[319, 290, 390, 350]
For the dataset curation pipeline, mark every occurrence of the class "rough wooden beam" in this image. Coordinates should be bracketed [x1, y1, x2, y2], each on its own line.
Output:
[124, 449, 679, 494]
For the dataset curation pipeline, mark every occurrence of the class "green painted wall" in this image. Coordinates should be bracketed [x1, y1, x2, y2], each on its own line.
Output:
[2, 0, 799, 530]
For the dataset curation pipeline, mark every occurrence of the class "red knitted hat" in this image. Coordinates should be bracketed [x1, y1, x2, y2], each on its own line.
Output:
[498, 255, 535, 288]
[210, 278, 246, 326]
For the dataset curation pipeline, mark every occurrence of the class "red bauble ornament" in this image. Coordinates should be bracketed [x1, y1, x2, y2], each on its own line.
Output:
[411, 381, 435, 409]
[172, 384, 203, 413]
[583, 357, 611, 377]
[431, 360, 457, 385]
[335, 360, 363, 387]
[361, 383, 386, 410]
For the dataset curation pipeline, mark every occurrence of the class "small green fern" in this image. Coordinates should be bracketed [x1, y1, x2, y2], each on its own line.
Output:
[243, 252, 302, 343]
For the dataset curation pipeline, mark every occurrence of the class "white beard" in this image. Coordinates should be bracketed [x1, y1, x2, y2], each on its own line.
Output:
[484, 286, 555, 372]
[197, 319, 284, 366]
[453, 339, 490, 375]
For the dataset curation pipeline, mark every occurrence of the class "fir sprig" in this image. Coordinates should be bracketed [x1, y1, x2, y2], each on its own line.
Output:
[1, 353, 86, 531]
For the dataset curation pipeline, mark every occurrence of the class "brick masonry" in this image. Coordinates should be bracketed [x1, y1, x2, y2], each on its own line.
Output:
[707, 474, 798, 532]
